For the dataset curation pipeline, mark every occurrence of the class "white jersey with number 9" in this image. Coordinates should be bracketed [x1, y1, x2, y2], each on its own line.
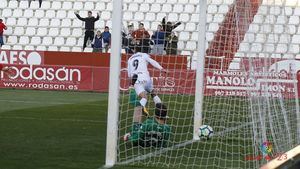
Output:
[127, 52, 164, 95]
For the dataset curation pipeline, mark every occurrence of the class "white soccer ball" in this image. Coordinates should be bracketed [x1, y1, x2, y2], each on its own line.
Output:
[198, 125, 214, 140]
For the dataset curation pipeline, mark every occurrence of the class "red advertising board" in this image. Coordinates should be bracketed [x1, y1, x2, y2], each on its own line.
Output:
[0, 50, 44, 65]
[1, 64, 298, 98]
[0, 64, 194, 93]
[0, 64, 93, 91]
[0, 49, 299, 98]
[0, 49, 190, 93]
[120, 69, 196, 94]
[204, 70, 297, 98]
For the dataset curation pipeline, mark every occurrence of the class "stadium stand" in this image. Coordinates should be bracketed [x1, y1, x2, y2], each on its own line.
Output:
[0, 0, 235, 56]
[229, 1, 300, 70]
[1, 0, 299, 67]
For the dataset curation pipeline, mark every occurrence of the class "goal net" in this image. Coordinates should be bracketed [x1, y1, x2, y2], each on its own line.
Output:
[107, 0, 300, 168]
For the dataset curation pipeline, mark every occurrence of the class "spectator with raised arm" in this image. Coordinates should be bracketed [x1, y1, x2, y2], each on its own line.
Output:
[162, 17, 181, 50]
[162, 16, 181, 38]
[0, 19, 7, 48]
[75, 11, 100, 51]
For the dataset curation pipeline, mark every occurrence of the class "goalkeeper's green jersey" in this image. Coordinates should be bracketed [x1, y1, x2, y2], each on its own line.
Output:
[129, 117, 171, 148]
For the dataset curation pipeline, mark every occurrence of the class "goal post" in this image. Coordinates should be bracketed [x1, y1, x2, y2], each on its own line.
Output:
[193, 0, 207, 141]
[105, 0, 123, 167]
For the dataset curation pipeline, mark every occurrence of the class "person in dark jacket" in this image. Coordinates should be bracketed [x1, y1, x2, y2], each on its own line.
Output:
[162, 17, 181, 38]
[151, 24, 165, 55]
[122, 23, 135, 54]
[162, 17, 181, 49]
[92, 30, 102, 53]
[101, 26, 111, 53]
[141, 38, 151, 54]
[75, 11, 100, 51]
[166, 32, 178, 55]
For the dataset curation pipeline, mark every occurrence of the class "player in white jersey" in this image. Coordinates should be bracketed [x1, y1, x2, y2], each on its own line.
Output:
[127, 47, 166, 116]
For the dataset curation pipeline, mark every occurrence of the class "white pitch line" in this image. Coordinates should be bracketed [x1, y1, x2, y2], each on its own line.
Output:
[215, 122, 252, 136]
[0, 116, 106, 124]
[117, 122, 253, 165]
[118, 140, 196, 165]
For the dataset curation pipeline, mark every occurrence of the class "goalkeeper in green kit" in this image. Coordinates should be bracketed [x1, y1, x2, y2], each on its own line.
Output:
[124, 88, 171, 148]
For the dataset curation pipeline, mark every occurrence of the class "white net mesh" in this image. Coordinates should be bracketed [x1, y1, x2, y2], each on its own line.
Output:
[116, 0, 300, 168]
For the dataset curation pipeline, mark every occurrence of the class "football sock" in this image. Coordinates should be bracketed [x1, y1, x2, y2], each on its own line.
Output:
[153, 96, 162, 105]
[140, 98, 147, 107]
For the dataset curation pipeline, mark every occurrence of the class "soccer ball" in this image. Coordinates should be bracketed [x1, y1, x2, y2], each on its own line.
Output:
[198, 125, 214, 140]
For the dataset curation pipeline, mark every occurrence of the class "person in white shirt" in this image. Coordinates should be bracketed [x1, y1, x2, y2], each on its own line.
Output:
[127, 46, 166, 116]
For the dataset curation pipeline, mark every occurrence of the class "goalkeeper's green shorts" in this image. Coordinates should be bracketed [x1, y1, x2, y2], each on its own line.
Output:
[129, 88, 141, 107]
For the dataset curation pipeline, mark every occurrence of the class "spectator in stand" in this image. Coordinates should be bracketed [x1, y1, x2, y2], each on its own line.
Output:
[162, 17, 181, 38]
[75, 11, 100, 51]
[101, 26, 111, 53]
[166, 32, 178, 55]
[132, 23, 151, 54]
[151, 24, 166, 55]
[140, 35, 151, 54]
[122, 23, 135, 54]
[92, 30, 102, 53]
[162, 16, 181, 49]
[28, 0, 43, 7]
[0, 19, 7, 48]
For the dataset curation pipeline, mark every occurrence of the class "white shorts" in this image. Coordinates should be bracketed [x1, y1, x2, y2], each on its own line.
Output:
[133, 74, 153, 96]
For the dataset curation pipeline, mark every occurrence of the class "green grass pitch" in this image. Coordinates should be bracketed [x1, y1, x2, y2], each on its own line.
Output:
[2, 89, 295, 169]
[0, 89, 108, 169]
[0, 89, 169, 169]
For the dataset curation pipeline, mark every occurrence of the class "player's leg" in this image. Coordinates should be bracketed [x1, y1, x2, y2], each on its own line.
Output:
[151, 91, 162, 105]
[145, 77, 162, 105]
[88, 31, 94, 47]
[129, 87, 143, 122]
[138, 91, 149, 116]
[0, 36, 4, 47]
[124, 88, 143, 145]
[83, 31, 89, 50]
[132, 74, 150, 116]
[134, 83, 150, 116]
